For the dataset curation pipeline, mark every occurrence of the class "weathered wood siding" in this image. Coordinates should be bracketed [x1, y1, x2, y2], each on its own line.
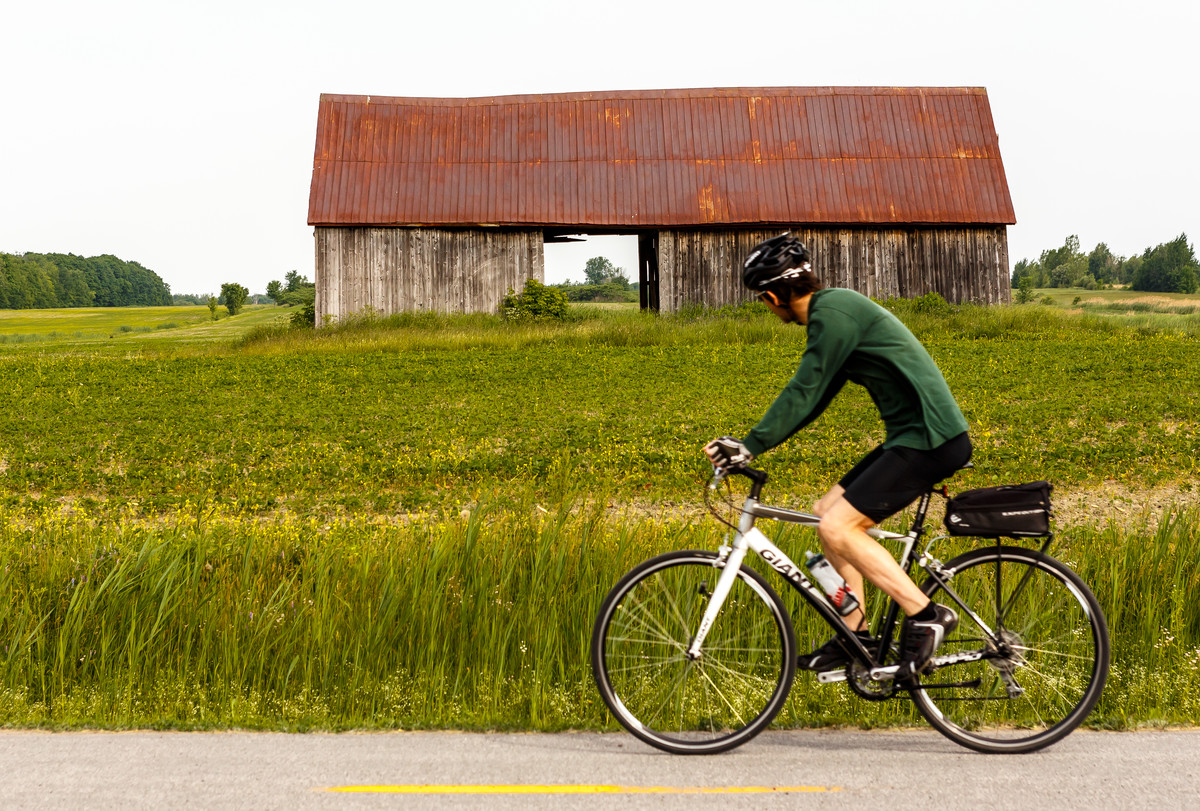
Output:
[657, 227, 1010, 312]
[314, 227, 543, 320]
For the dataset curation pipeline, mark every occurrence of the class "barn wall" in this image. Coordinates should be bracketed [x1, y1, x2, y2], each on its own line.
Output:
[314, 227, 544, 321]
[657, 226, 1010, 312]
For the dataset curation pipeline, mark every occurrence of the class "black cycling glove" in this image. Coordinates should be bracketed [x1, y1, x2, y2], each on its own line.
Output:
[706, 436, 754, 471]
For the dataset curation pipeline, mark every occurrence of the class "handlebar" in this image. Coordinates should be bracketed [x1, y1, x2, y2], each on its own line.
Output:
[708, 463, 769, 491]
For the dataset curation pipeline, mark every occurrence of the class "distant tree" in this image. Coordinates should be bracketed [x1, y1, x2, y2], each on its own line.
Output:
[1011, 258, 1031, 289]
[207, 295, 220, 321]
[1050, 254, 1090, 288]
[1115, 254, 1141, 286]
[54, 263, 93, 306]
[1011, 257, 1048, 289]
[1011, 235, 1077, 289]
[1039, 235, 1081, 273]
[0, 254, 56, 308]
[265, 270, 315, 307]
[221, 283, 250, 315]
[1131, 234, 1199, 294]
[1038, 235, 1085, 288]
[582, 256, 630, 288]
[1087, 242, 1120, 285]
[0, 252, 172, 309]
[553, 280, 638, 303]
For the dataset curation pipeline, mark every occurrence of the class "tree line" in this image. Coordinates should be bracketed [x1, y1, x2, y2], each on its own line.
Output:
[0, 252, 172, 309]
[264, 270, 317, 327]
[1012, 233, 1198, 296]
[552, 256, 639, 303]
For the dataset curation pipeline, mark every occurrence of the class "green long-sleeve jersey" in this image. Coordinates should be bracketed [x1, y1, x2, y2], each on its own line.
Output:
[741, 288, 968, 457]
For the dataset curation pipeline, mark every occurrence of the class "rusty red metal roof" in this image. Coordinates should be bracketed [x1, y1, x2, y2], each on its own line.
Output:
[308, 87, 1015, 227]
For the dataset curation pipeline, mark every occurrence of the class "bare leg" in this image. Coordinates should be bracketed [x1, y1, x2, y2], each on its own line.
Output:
[812, 486, 866, 631]
[814, 488, 930, 619]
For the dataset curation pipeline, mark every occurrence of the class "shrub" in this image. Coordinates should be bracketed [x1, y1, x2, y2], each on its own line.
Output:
[881, 291, 955, 318]
[500, 279, 569, 321]
[291, 301, 316, 328]
[1016, 276, 1036, 304]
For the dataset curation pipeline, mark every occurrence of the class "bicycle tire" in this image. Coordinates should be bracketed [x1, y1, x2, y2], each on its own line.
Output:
[591, 550, 796, 754]
[910, 545, 1109, 753]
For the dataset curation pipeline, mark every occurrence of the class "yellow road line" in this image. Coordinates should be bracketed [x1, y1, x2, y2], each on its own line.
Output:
[322, 784, 839, 794]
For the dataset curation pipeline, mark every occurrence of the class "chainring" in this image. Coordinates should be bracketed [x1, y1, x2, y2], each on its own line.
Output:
[846, 659, 901, 701]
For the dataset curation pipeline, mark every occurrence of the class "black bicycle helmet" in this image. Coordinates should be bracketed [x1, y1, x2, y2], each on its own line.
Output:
[742, 233, 812, 290]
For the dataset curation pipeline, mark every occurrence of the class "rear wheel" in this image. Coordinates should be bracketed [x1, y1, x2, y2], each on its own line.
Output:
[591, 550, 796, 754]
[910, 546, 1109, 753]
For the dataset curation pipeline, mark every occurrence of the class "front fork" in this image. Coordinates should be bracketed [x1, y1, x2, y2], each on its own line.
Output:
[684, 507, 758, 660]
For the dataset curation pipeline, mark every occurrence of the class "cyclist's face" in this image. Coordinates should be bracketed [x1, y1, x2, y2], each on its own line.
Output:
[759, 291, 797, 324]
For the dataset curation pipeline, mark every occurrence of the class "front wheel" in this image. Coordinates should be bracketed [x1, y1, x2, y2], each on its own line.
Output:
[591, 550, 796, 754]
[910, 545, 1109, 753]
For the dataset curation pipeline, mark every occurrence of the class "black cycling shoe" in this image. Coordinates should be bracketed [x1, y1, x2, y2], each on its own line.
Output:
[894, 603, 958, 681]
[796, 630, 874, 672]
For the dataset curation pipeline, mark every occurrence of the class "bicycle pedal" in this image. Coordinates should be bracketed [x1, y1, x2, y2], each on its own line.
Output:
[816, 669, 847, 684]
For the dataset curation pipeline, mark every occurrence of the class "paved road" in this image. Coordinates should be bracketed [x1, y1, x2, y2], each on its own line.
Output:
[1, 728, 1197, 809]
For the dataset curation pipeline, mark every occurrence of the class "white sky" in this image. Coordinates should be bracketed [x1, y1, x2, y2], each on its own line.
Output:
[2, 0, 1197, 294]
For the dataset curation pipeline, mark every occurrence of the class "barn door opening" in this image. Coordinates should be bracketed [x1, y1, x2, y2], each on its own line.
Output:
[638, 232, 659, 312]
[543, 232, 646, 307]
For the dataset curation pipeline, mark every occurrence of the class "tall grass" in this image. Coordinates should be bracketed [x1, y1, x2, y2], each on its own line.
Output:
[2, 500, 1197, 730]
[235, 302, 787, 354]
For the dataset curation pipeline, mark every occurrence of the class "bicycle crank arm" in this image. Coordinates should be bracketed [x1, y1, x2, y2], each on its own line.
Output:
[868, 650, 988, 681]
[816, 669, 847, 684]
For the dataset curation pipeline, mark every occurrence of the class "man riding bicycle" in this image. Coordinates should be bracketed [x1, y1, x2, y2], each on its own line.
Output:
[705, 234, 972, 681]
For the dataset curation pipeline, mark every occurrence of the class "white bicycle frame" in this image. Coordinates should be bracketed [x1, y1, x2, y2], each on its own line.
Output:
[686, 493, 912, 658]
[685, 486, 996, 682]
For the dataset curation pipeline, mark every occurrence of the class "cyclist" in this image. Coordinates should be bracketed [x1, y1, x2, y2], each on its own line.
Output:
[704, 233, 972, 681]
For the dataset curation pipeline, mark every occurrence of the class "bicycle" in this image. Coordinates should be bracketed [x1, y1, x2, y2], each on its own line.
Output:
[590, 464, 1109, 755]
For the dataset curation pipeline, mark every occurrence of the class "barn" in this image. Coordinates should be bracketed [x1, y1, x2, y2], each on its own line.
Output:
[307, 86, 1015, 320]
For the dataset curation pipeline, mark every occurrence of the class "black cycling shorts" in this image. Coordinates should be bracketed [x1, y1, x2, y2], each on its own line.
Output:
[839, 432, 973, 523]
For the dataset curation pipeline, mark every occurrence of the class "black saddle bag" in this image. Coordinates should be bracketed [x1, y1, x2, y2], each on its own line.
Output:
[944, 481, 1053, 538]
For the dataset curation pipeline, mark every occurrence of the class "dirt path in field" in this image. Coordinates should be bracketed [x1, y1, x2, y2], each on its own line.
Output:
[599, 480, 1200, 534]
[1051, 481, 1199, 530]
[10, 479, 1200, 534]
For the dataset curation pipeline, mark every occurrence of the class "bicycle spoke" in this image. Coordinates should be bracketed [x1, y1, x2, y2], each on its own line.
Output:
[605, 656, 689, 676]
[912, 548, 1107, 752]
[696, 664, 749, 729]
[594, 554, 794, 753]
[624, 592, 687, 652]
[648, 659, 695, 730]
[1012, 644, 1095, 663]
[1010, 659, 1078, 707]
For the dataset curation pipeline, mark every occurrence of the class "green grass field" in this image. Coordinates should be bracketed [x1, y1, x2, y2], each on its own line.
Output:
[0, 305, 286, 345]
[0, 294, 1197, 730]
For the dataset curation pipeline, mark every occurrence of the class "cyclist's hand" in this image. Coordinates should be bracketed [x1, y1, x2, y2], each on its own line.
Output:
[704, 436, 753, 473]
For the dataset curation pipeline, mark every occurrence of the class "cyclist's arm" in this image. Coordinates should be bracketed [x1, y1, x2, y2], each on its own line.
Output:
[741, 309, 860, 457]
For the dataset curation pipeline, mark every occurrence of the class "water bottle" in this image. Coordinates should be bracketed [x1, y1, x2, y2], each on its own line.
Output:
[805, 552, 860, 616]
